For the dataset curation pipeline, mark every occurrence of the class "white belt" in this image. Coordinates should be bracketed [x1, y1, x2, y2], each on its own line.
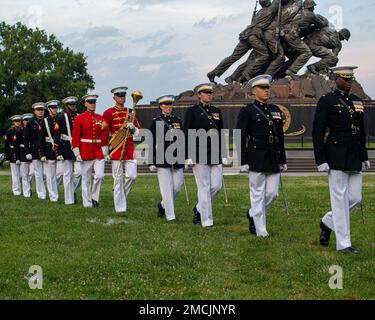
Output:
[20, 144, 25, 148]
[10, 146, 14, 149]
[61, 134, 72, 142]
[80, 139, 102, 143]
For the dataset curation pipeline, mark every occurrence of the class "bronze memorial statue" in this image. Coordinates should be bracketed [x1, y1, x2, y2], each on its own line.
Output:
[136, 0, 372, 140]
[207, 0, 350, 84]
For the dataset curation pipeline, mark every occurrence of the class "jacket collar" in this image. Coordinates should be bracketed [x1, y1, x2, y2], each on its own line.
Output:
[335, 88, 351, 97]
[199, 101, 211, 108]
[254, 99, 268, 108]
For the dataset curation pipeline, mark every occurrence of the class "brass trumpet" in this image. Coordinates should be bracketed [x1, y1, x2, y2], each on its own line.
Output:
[109, 90, 143, 157]
[112, 90, 143, 188]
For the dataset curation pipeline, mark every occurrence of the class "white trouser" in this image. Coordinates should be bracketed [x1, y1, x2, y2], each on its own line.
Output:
[157, 167, 184, 221]
[111, 160, 137, 213]
[248, 172, 280, 237]
[73, 161, 82, 191]
[32, 160, 46, 199]
[10, 163, 21, 196]
[322, 170, 362, 251]
[63, 160, 82, 205]
[81, 159, 105, 208]
[29, 162, 34, 188]
[193, 164, 223, 227]
[20, 162, 32, 197]
[45, 160, 58, 202]
[56, 160, 64, 186]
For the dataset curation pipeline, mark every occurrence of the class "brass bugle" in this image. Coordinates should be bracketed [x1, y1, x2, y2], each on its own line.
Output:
[131, 90, 143, 106]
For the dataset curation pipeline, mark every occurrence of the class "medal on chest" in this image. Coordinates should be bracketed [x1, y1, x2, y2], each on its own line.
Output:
[271, 112, 282, 120]
[212, 113, 220, 121]
[353, 101, 364, 113]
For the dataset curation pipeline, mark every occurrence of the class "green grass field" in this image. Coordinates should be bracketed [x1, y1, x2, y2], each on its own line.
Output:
[0, 174, 374, 300]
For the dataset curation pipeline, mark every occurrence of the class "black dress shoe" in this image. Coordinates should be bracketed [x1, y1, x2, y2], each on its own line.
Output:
[74, 192, 78, 205]
[320, 219, 332, 247]
[157, 202, 165, 218]
[92, 199, 100, 208]
[339, 247, 360, 254]
[193, 205, 201, 225]
[247, 212, 256, 235]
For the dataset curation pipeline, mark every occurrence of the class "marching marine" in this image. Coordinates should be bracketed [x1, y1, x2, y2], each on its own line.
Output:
[24, 103, 47, 200]
[72, 94, 106, 208]
[4, 115, 23, 196]
[102, 87, 141, 214]
[149, 95, 185, 222]
[184, 83, 225, 228]
[40, 100, 61, 202]
[312, 66, 369, 254]
[18, 113, 34, 197]
[56, 96, 82, 205]
[236, 75, 287, 237]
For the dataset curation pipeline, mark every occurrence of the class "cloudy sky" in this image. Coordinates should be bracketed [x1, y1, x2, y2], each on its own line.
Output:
[1, 0, 375, 112]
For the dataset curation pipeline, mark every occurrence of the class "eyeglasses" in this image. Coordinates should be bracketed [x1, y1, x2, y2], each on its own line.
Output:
[161, 102, 173, 106]
[86, 100, 97, 104]
[256, 85, 270, 90]
[114, 93, 127, 97]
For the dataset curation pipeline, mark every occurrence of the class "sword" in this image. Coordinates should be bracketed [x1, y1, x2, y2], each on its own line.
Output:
[280, 174, 289, 215]
[223, 175, 229, 205]
[360, 201, 365, 224]
[183, 179, 190, 205]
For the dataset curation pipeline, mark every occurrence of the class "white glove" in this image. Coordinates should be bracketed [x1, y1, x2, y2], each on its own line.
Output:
[16, 160, 21, 165]
[40, 156, 47, 162]
[149, 165, 157, 172]
[73, 148, 82, 162]
[126, 122, 136, 134]
[185, 159, 194, 169]
[318, 163, 330, 172]
[102, 146, 111, 161]
[26, 154, 32, 160]
[222, 158, 230, 165]
[280, 164, 287, 172]
[362, 160, 371, 171]
[240, 164, 250, 173]
[56, 155, 64, 161]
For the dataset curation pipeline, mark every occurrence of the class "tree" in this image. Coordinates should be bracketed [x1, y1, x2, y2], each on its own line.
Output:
[0, 22, 94, 137]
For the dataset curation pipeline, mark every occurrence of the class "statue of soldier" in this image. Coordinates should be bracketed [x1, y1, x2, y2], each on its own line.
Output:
[262, 0, 301, 77]
[282, 0, 328, 78]
[226, 0, 281, 83]
[305, 27, 351, 74]
[206, 0, 278, 83]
